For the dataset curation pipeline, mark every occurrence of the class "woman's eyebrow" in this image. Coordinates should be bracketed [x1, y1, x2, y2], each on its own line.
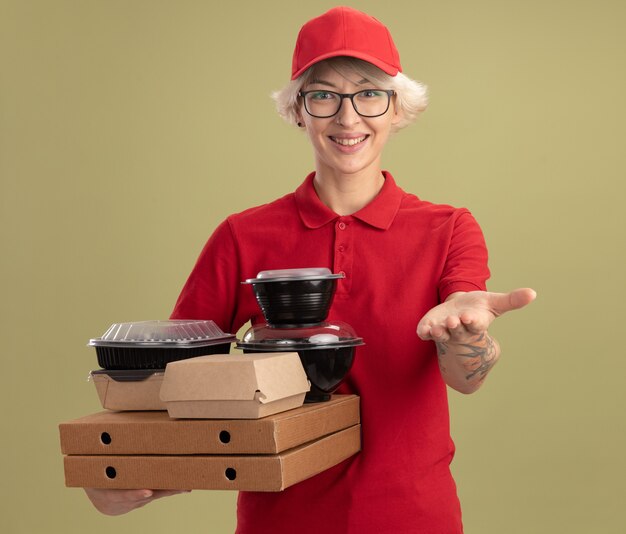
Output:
[308, 78, 337, 87]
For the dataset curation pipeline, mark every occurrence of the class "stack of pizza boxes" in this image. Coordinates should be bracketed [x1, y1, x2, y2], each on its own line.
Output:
[59, 319, 361, 492]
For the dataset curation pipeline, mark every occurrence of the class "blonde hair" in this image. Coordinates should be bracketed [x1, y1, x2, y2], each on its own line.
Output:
[272, 57, 428, 132]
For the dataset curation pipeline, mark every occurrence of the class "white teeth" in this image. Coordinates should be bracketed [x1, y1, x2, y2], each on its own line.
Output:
[331, 136, 366, 146]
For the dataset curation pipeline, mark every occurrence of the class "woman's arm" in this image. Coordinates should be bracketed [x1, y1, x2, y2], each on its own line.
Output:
[417, 288, 536, 394]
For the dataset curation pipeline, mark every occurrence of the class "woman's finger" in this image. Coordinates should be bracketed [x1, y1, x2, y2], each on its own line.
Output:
[447, 321, 471, 342]
[150, 490, 192, 501]
[459, 311, 491, 334]
[488, 288, 537, 316]
[416, 320, 433, 340]
[430, 324, 450, 342]
[445, 315, 460, 330]
[115, 489, 154, 502]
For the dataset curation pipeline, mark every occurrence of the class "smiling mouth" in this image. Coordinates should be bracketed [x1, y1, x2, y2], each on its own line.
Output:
[330, 135, 369, 146]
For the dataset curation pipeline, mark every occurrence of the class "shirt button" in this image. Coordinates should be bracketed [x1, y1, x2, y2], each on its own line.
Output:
[338, 221, 347, 230]
[338, 245, 345, 253]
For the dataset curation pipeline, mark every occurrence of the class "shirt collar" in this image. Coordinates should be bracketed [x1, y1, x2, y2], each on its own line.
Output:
[295, 171, 404, 230]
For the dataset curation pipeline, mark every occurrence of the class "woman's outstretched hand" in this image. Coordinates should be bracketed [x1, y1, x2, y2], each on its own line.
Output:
[417, 288, 536, 393]
[417, 288, 537, 343]
[83, 488, 191, 516]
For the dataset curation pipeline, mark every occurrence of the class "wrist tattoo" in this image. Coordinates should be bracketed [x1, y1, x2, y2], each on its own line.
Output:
[435, 341, 448, 373]
[456, 333, 497, 381]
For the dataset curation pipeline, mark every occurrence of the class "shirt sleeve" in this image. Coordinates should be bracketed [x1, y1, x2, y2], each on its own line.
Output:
[170, 218, 242, 333]
[438, 210, 490, 302]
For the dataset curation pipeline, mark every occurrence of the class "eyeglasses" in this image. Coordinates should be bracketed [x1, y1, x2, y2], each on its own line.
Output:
[298, 89, 395, 118]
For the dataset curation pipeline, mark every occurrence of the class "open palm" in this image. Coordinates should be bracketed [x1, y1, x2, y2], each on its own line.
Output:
[417, 288, 536, 343]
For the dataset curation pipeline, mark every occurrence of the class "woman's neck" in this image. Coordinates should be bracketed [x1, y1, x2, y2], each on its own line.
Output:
[313, 168, 385, 216]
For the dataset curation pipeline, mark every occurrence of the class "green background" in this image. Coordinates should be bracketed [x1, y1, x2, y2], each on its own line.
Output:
[2, 1, 624, 532]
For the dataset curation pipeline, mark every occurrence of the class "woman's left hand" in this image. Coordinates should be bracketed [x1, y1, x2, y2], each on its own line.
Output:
[417, 288, 536, 393]
[417, 288, 537, 343]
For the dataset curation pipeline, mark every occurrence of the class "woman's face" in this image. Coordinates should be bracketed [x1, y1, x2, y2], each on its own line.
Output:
[298, 63, 401, 179]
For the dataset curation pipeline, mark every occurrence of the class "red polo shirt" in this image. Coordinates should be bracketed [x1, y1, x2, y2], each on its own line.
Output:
[171, 171, 489, 534]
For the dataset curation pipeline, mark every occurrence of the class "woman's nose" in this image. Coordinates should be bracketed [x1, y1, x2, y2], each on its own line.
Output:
[335, 96, 361, 126]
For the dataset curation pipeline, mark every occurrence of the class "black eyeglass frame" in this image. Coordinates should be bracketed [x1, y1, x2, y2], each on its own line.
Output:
[298, 89, 396, 118]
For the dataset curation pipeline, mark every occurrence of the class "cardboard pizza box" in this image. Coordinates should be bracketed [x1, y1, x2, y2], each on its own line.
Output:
[60, 395, 359, 455]
[63, 424, 361, 492]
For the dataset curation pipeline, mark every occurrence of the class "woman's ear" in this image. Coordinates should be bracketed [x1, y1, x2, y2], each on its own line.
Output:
[391, 103, 403, 126]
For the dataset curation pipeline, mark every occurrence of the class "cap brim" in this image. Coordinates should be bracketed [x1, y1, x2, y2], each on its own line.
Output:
[291, 49, 401, 80]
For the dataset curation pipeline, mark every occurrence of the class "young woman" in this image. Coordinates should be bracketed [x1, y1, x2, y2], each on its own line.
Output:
[85, 7, 535, 532]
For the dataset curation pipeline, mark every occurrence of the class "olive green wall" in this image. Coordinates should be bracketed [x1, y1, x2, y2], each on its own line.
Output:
[2, 1, 624, 532]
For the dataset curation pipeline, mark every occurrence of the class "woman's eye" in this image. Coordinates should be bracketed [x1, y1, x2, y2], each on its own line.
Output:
[360, 90, 384, 98]
[310, 91, 334, 100]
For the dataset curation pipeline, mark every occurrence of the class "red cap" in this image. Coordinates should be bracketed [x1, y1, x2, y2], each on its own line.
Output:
[291, 6, 402, 80]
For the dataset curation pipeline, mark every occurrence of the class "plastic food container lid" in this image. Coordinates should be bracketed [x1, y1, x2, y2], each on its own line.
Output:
[244, 267, 345, 284]
[88, 320, 236, 348]
[236, 321, 364, 351]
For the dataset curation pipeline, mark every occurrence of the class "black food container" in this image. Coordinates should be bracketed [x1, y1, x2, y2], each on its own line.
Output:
[236, 321, 363, 402]
[89, 320, 236, 370]
[243, 268, 344, 327]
